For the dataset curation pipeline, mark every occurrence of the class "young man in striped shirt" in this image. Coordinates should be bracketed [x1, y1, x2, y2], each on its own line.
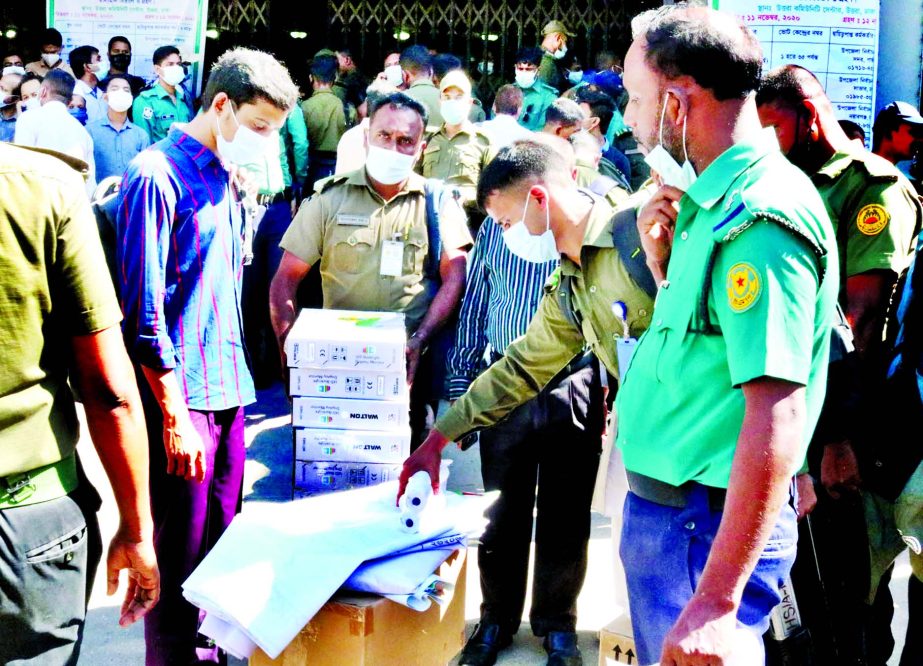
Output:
[117, 48, 299, 665]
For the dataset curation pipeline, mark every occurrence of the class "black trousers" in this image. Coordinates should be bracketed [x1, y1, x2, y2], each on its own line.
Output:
[477, 356, 605, 636]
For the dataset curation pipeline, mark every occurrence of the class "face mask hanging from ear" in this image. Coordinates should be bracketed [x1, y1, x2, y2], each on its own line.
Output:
[643, 92, 698, 191]
[502, 188, 559, 263]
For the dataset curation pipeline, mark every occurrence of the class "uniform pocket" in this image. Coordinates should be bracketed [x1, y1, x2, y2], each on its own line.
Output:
[403, 236, 428, 276]
[332, 227, 376, 274]
[25, 524, 87, 564]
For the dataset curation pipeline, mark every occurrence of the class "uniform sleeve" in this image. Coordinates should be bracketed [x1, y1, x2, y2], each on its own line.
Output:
[131, 96, 155, 143]
[279, 192, 328, 266]
[54, 176, 123, 334]
[843, 180, 920, 277]
[435, 285, 585, 440]
[117, 153, 179, 369]
[712, 219, 821, 388]
[438, 193, 474, 251]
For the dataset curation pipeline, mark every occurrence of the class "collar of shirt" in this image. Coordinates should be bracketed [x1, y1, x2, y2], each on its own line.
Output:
[74, 79, 99, 99]
[167, 127, 221, 170]
[101, 115, 136, 133]
[812, 149, 865, 182]
[410, 79, 437, 90]
[435, 122, 478, 139]
[41, 100, 70, 116]
[312, 88, 336, 97]
[345, 167, 426, 201]
[684, 127, 780, 211]
[560, 194, 615, 277]
[153, 81, 185, 100]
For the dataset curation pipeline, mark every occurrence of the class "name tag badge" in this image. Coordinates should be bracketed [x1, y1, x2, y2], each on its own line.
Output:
[337, 214, 370, 227]
[380, 240, 404, 277]
[617, 337, 638, 375]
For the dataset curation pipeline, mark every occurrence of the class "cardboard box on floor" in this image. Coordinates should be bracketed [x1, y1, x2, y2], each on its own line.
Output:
[250, 550, 467, 666]
[598, 614, 637, 666]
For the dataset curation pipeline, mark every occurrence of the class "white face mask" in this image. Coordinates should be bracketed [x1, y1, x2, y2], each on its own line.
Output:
[553, 44, 568, 60]
[515, 70, 536, 89]
[107, 89, 133, 113]
[215, 103, 270, 168]
[502, 189, 559, 263]
[161, 63, 186, 87]
[643, 92, 697, 191]
[365, 144, 416, 185]
[441, 99, 468, 126]
[90, 60, 108, 81]
[24, 96, 40, 112]
[2, 65, 25, 77]
[384, 64, 404, 87]
[567, 69, 583, 84]
[41, 52, 61, 67]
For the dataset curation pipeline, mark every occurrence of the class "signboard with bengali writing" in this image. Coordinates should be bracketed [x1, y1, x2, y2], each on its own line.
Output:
[47, 0, 208, 96]
[714, 1, 881, 140]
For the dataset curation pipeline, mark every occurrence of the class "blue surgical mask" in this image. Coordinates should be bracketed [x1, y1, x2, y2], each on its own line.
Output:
[567, 69, 584, 84]
[68, 106, 89, 125]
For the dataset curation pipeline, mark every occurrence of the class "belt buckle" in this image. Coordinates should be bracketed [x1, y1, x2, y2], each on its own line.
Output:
[1, 474, 36, 505]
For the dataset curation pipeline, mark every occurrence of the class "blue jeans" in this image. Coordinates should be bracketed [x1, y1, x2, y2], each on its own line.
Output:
[620, 484, 798, 665]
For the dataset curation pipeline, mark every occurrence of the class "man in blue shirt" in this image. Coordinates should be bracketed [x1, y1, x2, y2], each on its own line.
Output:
[117, 47, 299, 666]
[446, 171, 607, 665]
[87, 75, 150, 181]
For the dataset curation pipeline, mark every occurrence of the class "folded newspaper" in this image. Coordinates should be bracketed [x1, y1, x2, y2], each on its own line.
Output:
[183, 482, 494, 659]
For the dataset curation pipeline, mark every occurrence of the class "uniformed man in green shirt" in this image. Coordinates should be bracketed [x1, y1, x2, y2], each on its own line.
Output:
[400, 45, 443, 130]
[270, 92, 472, 444]
[420, 70, 495, 225]
[537, 20, 574, 94]
[757, 64, 922, 666]
[302, 54, 353, 189]
[132, 45, 193, 144]
[608, 8, 838, 665]
[513, 47, 559, 133]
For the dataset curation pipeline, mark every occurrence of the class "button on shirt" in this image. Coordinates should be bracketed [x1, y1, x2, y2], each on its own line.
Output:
[132, 82, 193, 144]
[436, 195, 654, 440]
[118, 128, 255, 411]
[280, 169, 473, 332]
[616, 129, 839, 489]
[87, 116, 150, 181]
[445, 219, 557, 399]
[14, 100, 96, 196]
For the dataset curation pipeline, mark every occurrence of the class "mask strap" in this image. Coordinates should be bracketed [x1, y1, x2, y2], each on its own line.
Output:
[682, 114, 689, 163]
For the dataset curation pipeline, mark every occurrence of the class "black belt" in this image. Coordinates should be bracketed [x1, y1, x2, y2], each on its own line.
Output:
[626, 470, 726, 511]
[256, 187, 291, 206]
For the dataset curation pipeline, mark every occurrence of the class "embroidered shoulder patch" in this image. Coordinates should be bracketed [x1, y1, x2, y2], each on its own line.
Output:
[142, 106, 154, 120]
[856, 203, 889, 236]
[726, 262, 761, 313]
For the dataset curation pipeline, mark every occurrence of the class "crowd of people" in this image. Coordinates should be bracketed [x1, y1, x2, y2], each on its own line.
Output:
[0, 4, 922, 666]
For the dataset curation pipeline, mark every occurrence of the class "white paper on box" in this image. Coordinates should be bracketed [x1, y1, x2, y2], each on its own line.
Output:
[289, 368, 408, 401]
[295, 428, 411, 464]
[292, 397, 409, 431]
[295, 461, 402, 494]
[285, 309, 407, 371]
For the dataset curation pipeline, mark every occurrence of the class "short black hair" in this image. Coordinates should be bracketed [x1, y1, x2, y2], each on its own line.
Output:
[433, 53, 462, 82]
[100, 74, 130, 92]
[399, 45, 433, 76]
[369, 91, 428, 131]
[545, 97, 585, 129]
[515, 47, 543, 68]
[202, 47, 300, 112]
[575, 87, 616, 134]
[632, 6, 763, 100]
[310, 54, 338, 84]
[755, 64, 824, 111]
[68, 45, 99, 79]
[39, 28, 63, 49]
[108, 36, 131, 52]
[476, 138, 572, 210]
[44, 69, 75, 101]
[153, 45, 180, 67]
[839, 119, 865, 143]
[494, 84, 523, 116]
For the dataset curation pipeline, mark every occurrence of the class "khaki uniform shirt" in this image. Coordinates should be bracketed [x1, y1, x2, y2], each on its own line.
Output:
[25, 59, 74, 78]
[280, 169, 473, 331]
[301, 89, 348, 153]
[575, 160, 630, 209]
[421, 123, 495, 205]
[436, 195, 654, 440]
[406, 79, 443, 130]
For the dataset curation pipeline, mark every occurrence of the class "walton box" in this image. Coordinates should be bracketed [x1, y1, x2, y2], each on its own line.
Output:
[292, 397, 409, 431]
[295, 428, 412, 464]
[295, 461, 402, 494]
[285, 309, 406, 371]
[289, 368, 408, 401]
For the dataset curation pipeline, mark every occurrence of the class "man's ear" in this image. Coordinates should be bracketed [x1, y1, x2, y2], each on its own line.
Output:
[585, 116, 600, 133]
[211, 91, 230, 115]
[529, 184, 548, 209]
[663, 87, 689, 128]
[802, 99, 821, 138]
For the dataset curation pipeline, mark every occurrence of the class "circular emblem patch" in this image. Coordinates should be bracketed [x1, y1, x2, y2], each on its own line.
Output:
[142, 106, 154, 120]
[856, 203, 889, 236]
[727, 262, 761, 313]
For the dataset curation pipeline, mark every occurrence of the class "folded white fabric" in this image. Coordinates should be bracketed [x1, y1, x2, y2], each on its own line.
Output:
[343, 536, 465, 595]
[183, 482, 493, 659]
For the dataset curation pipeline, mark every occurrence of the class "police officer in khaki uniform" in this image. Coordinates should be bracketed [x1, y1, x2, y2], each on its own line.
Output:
[270, 92, 472, 443]
[758, 64, 922, 666]
[420, 70, 495, 227]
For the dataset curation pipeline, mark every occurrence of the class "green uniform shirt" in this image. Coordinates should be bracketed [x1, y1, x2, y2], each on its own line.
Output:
[280, 169, 473, 332]
[132, 82, 193, 144]
[517, 81, 559, 132]
[537, 53, 565, 93]
[302, 89, 349, 153]
[616, 129, 839, 489]
[0, 144, 123, 476]
[405, 79, 444, 130]
[436, 195, 655, 440]
[811, 149, 921, 299]
[420, 123, 495, 205]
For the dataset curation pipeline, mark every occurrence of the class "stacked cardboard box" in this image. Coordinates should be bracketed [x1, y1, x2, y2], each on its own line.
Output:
[285, 309, 411, 497]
